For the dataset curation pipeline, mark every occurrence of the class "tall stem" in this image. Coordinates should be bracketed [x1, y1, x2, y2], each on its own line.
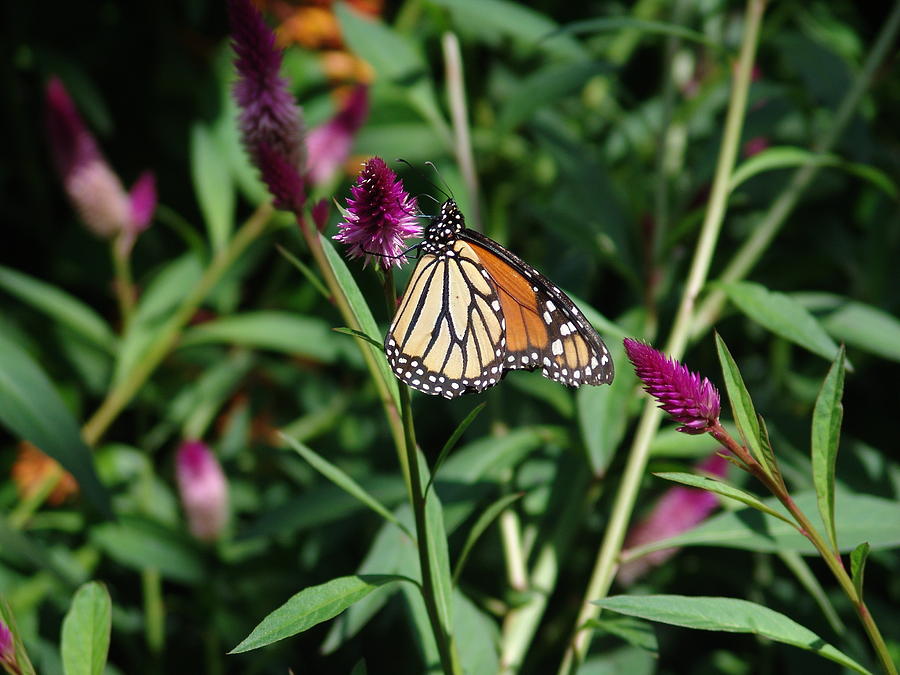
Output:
[557, 2, 766, 671]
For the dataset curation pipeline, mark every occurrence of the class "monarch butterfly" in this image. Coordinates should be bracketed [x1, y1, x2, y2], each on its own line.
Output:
[385, 199, 614, 398]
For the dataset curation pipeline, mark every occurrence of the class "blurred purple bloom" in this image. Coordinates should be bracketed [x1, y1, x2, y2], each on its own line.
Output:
[229, 0, 306, 212]
[743, 136, 770, 157]
[306, 85, 369, 186]
[334, 157, 421, 268]
[45, 77, 156, 249]
[176, 441, 229, 542]
[624, 338, 721, 434]
[618, 454, 729, 585]
[0, 620, 17, 674]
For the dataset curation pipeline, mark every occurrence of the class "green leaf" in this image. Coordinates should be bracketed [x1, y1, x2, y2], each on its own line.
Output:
[191, 122, 235, 252]
[231, 575, 409, 653]
[585, 615, 658, 655]
[280, 433, 412, 538]
[420, 456, 455, 633]
[632, 492, 900, 555]
[454, 591, 500, 675]
[179, 312, 341, 362]
[811, 346, 846, 552]
[61, 582, 112, 675]
[720, 281, 840, 361]
[553, 17, 724, 52]
[822, 301, 900, 362]
[498, 61, 613, 134]
[452, 492, 523, 584]
[0, 333, 112, 518]
[0, 265, 117, 354]
[577, 339, 631, 475]
[319, 233, 399, 407]
[652, 472, 794, 526]
[333, 327, 383, 350]
[429, 0, 586, 60]
[850, 542, 869, 598]
[714, 334, 774, 481]
[90, 517, 204, 583]
[596, 595, 871, 674]
[426, 402, 487, 496]
[729, 146, 898, 198]
[276, 244, 330, 300]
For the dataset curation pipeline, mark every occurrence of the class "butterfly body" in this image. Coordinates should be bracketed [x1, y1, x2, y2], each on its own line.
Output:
[385, 200, 613, 399]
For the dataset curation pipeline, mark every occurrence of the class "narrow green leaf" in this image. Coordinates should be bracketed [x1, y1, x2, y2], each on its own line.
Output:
[179, 311, 341, 362]
[421, 457, 455, 633]
[191, 123, 234, 252]
[61, 582, 112, 675]
[811, 346, 846, 552]
[596, 595, 871, 674]
[320, 233, 399, 407]
[426, 402, 487, 496]
[850, 542, 870, 599]
[333, 327, 383, 350]
[823, 301, 900, 362]
[275, 244, 330, 299]
[280, 433, 412, 538]
[729, 146, 898, 198]
[553, 16, 723, 52]
[714, 334, 774, 481]
[0, 265, 117, 354]
[452, 493, 523, 584]
[230, 575, 409, 653]
[720, 281, 840, 362]
[577, 338, 631, 475]
[652, 472, 794, 526]
[631, 492, 900, 555]
[454, 590, 500, 675]
[584, 615, 658, 655]
[0, 333, 112, 518]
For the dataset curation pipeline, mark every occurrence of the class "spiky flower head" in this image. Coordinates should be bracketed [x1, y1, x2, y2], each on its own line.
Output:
[45, 77, 156, 252]
[624, 338, 720, 434]
[334, 157, 421, 268]
[176, 441, 229, 542]
[0, 619, 14, 673]
[229, 0, 306, 212]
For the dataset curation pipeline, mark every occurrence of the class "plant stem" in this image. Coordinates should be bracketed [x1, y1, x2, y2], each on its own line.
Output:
[82, 204, 274, 446]
[557, 2, 766, 672]
[691, 0, 900, 339]
[142, 567, 165, 656]
[442, 31, 482, 232]
[111, 238, 136, 329]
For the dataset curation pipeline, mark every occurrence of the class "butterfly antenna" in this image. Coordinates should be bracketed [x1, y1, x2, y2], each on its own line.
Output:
[396, 158, 451, 202]
[424, 161, 455, 200]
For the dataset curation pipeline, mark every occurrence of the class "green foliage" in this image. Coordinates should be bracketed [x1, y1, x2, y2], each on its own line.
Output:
[2, 1, 898, 673]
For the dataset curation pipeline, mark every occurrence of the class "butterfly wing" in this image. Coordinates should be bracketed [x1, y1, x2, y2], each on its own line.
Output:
[462, 229, 614, 387]
[385, 239, 506, 398]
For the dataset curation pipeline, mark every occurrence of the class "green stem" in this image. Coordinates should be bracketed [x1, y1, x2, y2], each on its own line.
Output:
[442, 31, 482, 232]
[557, 2, 766, 672]
[111, 238, 136, 330]
[142, 567, 165, 656]
[691, 0, 900, 339]
[82, 204, 274, 446]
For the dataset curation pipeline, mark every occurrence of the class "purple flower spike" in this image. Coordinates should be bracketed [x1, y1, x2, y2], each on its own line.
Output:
[176, 441, 229, 542]
[0, 619, 17, 673]
[229, 0, 306, 212]
[306, 85, 369, 186]
[46, 77, 154, 243]
[618, 453, 729, 584]
[334, 157, 421, 268]
[624, 338, 720, 434]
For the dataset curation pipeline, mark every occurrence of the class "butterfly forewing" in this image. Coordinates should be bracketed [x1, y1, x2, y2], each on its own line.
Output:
[385, 240, 506, 398]
[384, 198, 613, 398]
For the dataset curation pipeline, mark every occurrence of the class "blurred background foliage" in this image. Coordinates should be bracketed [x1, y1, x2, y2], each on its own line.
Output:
[0, 0, 899, 673]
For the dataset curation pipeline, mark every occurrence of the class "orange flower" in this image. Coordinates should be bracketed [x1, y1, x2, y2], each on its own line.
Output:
[11, 442, 79, 506]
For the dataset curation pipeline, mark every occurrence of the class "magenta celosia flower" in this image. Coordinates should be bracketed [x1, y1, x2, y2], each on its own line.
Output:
[176, 441, 229, 542]
[45, 77, 156, 251]
[334, 157, 421, 268]
[0, 620, 16, 674]
[618, 453, 729, 584]
[624, 338, 721, 434]
[229, 0, 305, 212]
[306, 85, 369, 186]
[743, 136, 770, 157]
